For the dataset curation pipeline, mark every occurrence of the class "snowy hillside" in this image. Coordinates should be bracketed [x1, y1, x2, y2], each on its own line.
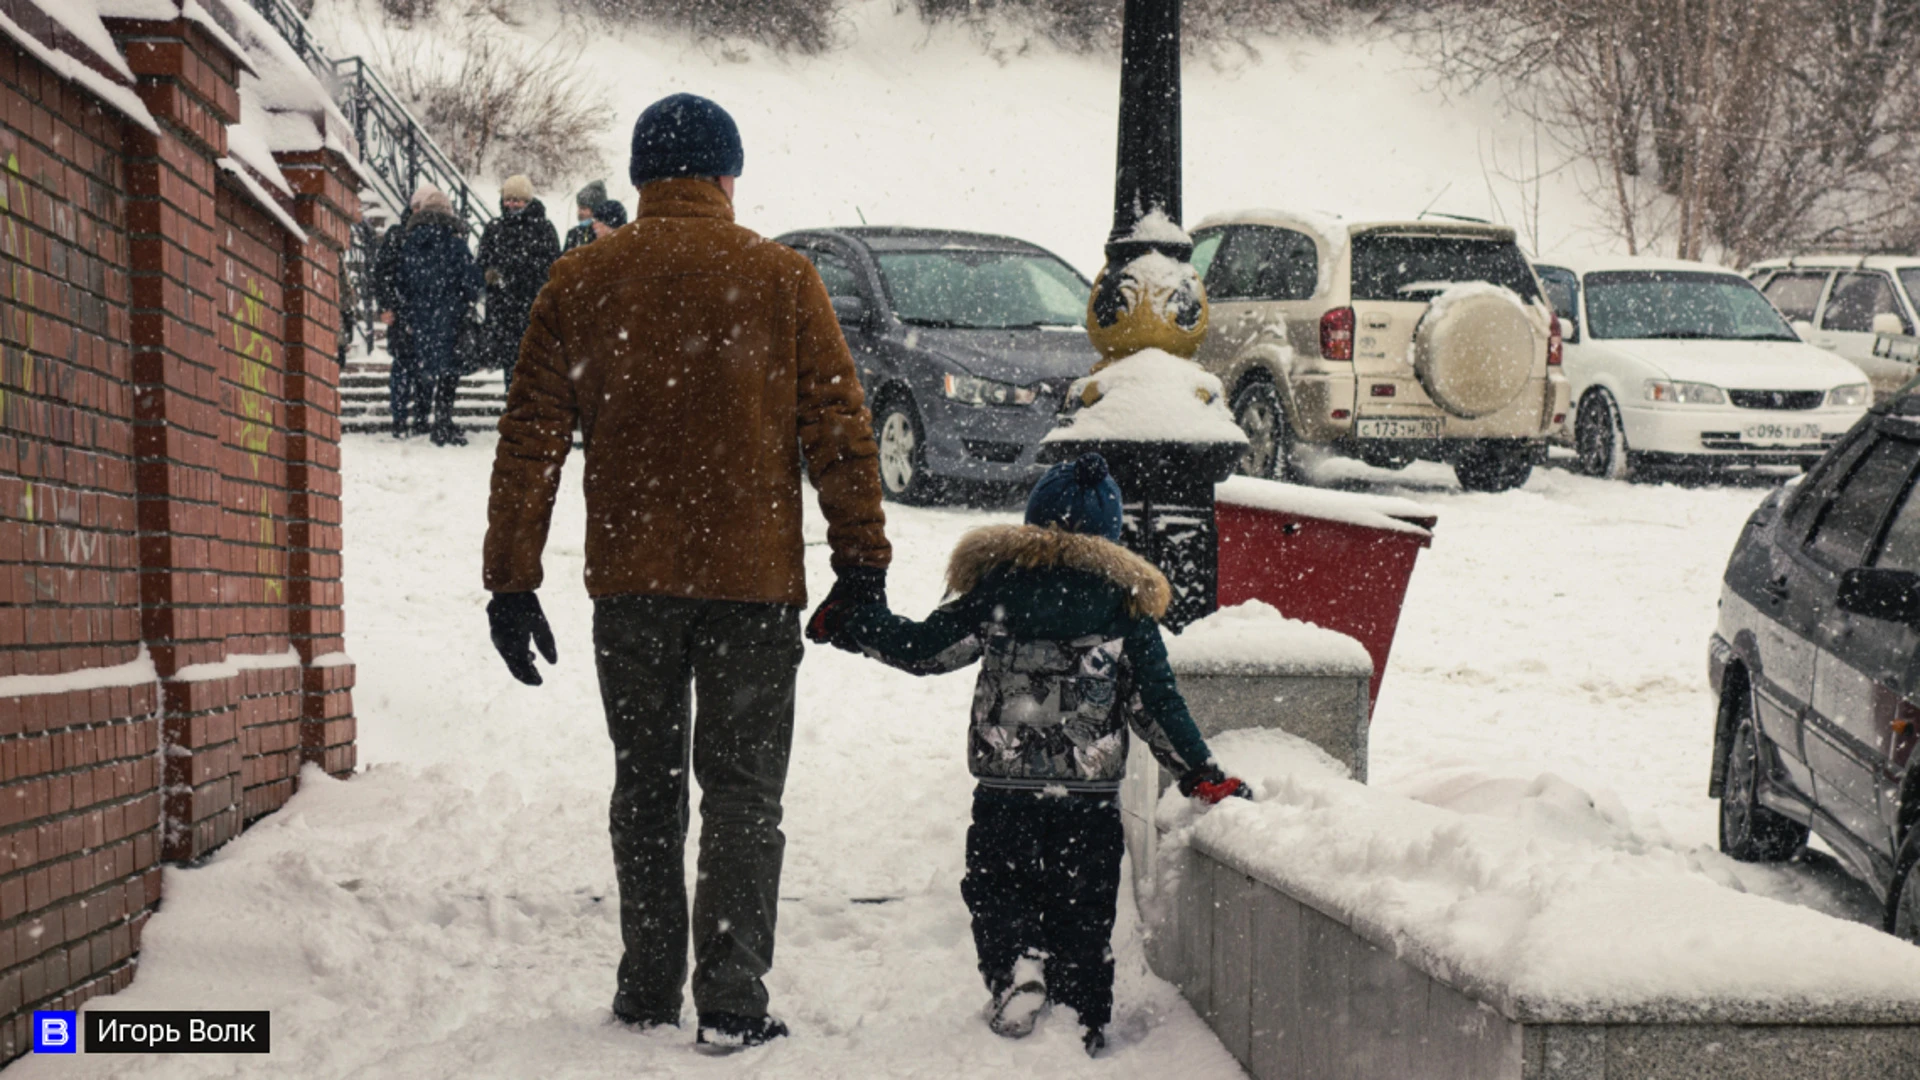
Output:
[309, 0, 1615, 272]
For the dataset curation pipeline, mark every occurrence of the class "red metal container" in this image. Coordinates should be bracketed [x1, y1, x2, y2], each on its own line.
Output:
[1214, 477, 1437, 711]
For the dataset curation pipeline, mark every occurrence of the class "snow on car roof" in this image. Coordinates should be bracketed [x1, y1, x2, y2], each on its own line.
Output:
[1195, 208, 1515, 243]
[1746, 253, 1920, 271]
[1534, 252, 1744, 278]
[812, 226, 1050, 255]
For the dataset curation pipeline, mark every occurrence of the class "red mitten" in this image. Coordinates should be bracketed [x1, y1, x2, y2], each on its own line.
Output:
[1179, 766, 1253, 804]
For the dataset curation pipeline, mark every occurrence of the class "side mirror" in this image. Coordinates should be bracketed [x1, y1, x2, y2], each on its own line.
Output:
[831, 295, 870, 327]
[1873, 312, 1906, 337]
[1558, 316, 1576, 344]
[1837, 567, 1920, 624]
[1792, 319, 1816, 341]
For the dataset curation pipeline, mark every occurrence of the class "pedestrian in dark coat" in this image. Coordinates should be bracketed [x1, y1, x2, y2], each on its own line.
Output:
[372, 208, 427, 437]
[818, 453, 1249, 1057]
[483, 95, 889, 1050]
[564, 178, 606, 251]
[397, 184, 481, 445]
[478, 174, 559, 397]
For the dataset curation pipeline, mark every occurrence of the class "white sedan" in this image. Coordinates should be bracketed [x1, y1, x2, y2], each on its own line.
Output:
[1533, 255, 1871, 478]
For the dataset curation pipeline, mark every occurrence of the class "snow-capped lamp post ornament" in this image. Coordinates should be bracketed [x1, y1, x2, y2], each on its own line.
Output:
[1042, 0, 1247, 631]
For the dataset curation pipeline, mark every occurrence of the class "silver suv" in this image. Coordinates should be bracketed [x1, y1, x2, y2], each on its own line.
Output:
[1190, 212, 1569, 492]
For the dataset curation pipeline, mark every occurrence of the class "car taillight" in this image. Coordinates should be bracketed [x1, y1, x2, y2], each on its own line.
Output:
[1320, 307, 1355, 362]
[1547, 315, 1563, 367]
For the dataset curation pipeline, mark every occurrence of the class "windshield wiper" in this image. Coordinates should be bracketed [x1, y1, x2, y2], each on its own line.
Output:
[1725, 332, 1799, 342]
[899, 317, 969, 329]
[1639, 329, 1716, 339]
[983, 321, 1080, 331]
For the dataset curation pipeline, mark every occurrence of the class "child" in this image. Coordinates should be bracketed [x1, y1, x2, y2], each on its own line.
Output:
[820, 453, 1248, 1056]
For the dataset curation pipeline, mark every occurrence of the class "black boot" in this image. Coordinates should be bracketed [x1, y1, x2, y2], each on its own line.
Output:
[1083, 1027, 1106, 1057]
[695, 1012, 788, 1052]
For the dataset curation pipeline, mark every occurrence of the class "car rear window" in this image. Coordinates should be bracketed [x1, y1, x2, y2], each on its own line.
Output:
[1808, 437, 1920, 566]
[1349, 233, 1541, 303]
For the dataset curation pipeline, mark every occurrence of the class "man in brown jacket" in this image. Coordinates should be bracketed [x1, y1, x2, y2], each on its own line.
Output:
[482, 93, 890, 1050]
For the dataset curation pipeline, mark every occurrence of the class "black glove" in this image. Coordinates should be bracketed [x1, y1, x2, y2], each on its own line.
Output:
[805, 566, 887, 645]
[488, 591, 557, 685]
[1178, 764, 1253, 804]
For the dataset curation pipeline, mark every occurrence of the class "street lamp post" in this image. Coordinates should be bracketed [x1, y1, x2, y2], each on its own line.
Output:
[1043, 0, 1246, 631]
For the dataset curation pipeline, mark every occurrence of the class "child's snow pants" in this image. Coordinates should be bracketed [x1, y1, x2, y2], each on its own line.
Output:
[963, 786, 1126, 1030]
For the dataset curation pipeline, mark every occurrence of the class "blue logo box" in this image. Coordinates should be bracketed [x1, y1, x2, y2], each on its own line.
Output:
[34, 1011, 77, 1054]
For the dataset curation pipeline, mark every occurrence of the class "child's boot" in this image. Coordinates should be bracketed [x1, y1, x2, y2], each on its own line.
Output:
[988, 955, 1047, 1038]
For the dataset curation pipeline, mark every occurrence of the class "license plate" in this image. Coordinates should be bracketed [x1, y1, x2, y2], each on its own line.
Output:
[1355, 417, 1440, 439]
[1742, 423, 1823, 445]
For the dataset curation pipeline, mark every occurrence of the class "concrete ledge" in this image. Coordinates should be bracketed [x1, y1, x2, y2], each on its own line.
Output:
[1152, 842, 1920, 1079]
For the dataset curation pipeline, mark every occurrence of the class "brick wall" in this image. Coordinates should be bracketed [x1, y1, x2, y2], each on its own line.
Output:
[0, 7, 358, 1062]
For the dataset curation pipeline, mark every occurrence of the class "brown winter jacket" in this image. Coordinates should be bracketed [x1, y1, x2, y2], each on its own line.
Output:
[482, 178, 890, 604]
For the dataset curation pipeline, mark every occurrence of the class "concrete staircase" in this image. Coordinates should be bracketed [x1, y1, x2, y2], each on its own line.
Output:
[340, 354, 507, 434]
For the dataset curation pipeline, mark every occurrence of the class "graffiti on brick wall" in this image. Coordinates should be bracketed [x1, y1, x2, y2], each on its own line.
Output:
[230, 277, 284, 602]
[0, 151, 36, 422]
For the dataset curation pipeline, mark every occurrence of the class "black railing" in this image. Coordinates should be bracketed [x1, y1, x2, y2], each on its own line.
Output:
[242, 0, 494, 353]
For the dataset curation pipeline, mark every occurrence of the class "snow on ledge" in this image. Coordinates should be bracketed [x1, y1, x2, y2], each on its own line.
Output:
[1217, 475, 1435, 537]
[1167, 729, 1920, 1022]
[0, 646, 157, 699]
[217, 157, 308, 242]
[172, 647, 302, 683]
[1163, 600, 1370, 677]
[0, 11, 158, 135]
[310, 652, 354, 668]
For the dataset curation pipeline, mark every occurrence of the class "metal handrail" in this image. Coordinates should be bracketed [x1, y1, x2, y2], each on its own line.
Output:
[242, 0, 495, 350]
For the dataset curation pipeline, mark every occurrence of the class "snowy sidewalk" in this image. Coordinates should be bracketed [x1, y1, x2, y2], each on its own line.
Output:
[10, 438, 1876, 1078]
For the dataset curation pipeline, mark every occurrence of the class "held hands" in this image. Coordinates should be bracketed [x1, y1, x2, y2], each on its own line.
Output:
[805, 566, 887, 648]
[1179, 764, 1253, 805]
[488, 591, 557, 685]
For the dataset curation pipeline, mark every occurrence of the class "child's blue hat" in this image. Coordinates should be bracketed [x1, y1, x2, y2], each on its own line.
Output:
[1026, 453, 1124, 541]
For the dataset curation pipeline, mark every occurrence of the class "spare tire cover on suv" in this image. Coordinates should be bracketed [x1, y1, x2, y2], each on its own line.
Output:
[1411, 284, 1536, 419]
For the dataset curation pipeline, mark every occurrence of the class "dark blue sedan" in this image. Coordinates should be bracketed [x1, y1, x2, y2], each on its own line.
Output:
[776, 227, 1098, 503]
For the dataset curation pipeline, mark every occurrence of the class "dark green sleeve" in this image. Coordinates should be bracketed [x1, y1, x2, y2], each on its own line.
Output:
[839, 593, 984, 675]
[1123, 617, 1212, 775]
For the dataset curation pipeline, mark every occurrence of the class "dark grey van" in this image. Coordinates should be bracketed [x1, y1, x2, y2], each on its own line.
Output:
[776, 227, 1098, 503]
[1710, 397, 1920, 940]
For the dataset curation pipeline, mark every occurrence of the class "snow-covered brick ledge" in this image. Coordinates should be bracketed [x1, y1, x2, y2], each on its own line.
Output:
[1141, 731, 1920, 1079]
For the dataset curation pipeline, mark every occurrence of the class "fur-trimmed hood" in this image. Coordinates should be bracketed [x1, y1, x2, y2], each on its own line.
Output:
[946, 524, 1170, 620]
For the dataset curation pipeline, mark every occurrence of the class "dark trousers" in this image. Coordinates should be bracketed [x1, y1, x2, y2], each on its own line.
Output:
[592, 594, 802, 1021]
[963, 786, 1125, 1030]
[387, 344, 428, 433]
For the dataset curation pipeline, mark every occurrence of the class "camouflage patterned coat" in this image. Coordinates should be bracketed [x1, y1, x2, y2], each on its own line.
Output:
[839, 524, 1213, 792]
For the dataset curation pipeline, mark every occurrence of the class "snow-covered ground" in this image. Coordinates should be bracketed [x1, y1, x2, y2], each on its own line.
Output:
[13, 430, 1894, 1079]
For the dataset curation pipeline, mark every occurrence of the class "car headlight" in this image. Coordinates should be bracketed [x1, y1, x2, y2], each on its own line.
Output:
[943, 372, 1038, 407]
[1644, 379, 1726, 405]
[1827, 383, 1871, 408]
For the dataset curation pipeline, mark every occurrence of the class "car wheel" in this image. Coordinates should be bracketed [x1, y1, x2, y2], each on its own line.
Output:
[1232, 380, 1296, 481]
[1890, 828, 1920, 943]
[1718, 710, 1809, 862]
[1453, 442, 1533, 493]
[875, 398, 936, 505]
[1575, 390, 1632, 480]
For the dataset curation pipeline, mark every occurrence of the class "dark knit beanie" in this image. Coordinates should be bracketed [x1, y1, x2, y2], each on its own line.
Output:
[591, 199, 628, 228]
[629, 94, 744, 188]
[576, 179, 607, 209]
[1025, 453, 1124, 541]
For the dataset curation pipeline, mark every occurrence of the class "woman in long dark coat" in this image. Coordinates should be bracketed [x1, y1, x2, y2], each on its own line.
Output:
[397, 184, 482, 446]
[478, 175, 560, 397]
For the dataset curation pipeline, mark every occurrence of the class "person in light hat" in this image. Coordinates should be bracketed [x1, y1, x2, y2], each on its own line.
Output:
[477, 174, 558, 396]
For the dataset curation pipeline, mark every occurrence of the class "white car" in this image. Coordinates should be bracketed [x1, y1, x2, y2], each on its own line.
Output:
[1533, 255, 1872, 478]
[1747, 254, 1920, 401]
